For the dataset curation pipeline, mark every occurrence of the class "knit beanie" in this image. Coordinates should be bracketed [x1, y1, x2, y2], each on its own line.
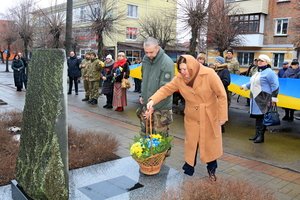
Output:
[215, 56, 225, 64]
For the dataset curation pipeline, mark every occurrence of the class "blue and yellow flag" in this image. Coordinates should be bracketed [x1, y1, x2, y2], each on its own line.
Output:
[229, 74, 300, 110]
[129, 64, 179, 80]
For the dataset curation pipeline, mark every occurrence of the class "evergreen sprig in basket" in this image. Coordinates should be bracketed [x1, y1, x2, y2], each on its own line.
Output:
[130, 115, 173, 175]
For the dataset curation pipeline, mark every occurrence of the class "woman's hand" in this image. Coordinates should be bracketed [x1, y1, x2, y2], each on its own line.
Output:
[144, 100, 154, 119]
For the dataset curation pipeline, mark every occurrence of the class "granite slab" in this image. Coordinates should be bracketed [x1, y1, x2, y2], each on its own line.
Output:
[0, 157, 184, 200]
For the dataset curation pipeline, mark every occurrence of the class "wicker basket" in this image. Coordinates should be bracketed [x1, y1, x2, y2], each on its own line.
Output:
[134, 150, 167, 175]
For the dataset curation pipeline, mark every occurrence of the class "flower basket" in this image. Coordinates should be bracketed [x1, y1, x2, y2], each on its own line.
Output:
[130, 114, 172, 175]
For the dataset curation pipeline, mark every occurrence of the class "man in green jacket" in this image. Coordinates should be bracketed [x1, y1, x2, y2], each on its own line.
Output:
[137, 37, 174, 140]
[80, 52, 91, 101]
[87, 52, 104, 105]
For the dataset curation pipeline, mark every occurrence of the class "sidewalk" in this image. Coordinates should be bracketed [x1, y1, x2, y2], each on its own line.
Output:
[1, 65, 300, 199]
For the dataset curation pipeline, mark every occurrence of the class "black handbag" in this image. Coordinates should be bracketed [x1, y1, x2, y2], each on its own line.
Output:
[263, 103, 280, 126]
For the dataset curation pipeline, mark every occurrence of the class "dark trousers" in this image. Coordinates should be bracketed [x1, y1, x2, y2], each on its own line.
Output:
[105, 93, 113, 106]
[134, 78, 141, 92]
[69, 76, 78, 93]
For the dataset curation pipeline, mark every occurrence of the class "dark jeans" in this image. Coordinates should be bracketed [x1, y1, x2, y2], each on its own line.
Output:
[69, 76, 79, 93]
[105, 93, 113, 106]
[134, 78, 141, 92]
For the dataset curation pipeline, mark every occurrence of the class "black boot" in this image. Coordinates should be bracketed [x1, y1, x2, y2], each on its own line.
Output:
[288, 110, 294, 122]
[90, 99, 98, 105]
[182, 162, 194, 176]
[254, 132, 264, 143]
[82, 97, 89, 101]
[249, 125, 259, 140]
[207, 160, 217, 181]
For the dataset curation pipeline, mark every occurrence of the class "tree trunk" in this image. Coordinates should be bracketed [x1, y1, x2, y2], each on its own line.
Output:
[5, 45, 10, 72]
[97, 33, 104, 60]
[65, 0, 73, 55]
[189, 27, 198, 57]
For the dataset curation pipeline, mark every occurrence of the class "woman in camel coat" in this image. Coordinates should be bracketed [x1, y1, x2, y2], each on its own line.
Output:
[146, 55, 228, 180]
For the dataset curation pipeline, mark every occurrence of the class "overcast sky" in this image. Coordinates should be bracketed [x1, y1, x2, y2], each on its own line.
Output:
[0, 0, 66, 16]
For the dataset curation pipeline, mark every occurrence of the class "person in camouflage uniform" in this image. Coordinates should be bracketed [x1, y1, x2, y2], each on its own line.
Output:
[87, 52, 104, 105]
[225, 49, 240, 106]
[80, 52, 91, 101]
[137, 37, 174, 140]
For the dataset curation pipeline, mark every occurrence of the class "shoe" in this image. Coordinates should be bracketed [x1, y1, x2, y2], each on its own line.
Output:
[67, 92, 71, 95]
[115, 107, 124, 112]
[75, 92, 78, 95]
[282, 115, 289, 121]
[249, 132, 259, 140]
[182, 162, 194, 176]
[106, 105, 113, 109]
[82, 97, 89, 101]
[103, 105, 108, 108]
[90, 99, 98, 105]
[287, 117, 294, 122]
[208, 170, 217, 181]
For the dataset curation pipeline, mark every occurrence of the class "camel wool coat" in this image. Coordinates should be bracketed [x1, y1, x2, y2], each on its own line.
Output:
[150, 55, 228, 165]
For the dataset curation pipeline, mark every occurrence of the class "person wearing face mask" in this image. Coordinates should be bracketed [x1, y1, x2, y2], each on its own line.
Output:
[241, 54, 279, 143]
[146, 55, 228, 181]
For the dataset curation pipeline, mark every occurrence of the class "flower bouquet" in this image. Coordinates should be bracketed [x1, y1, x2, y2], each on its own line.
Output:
[130, 133, 173, 175]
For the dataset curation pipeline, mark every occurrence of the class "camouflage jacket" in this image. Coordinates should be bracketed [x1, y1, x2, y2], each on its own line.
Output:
[80, 59, 91, 80]
[226, 58, 240, 74]
[87, 58, 104, 81]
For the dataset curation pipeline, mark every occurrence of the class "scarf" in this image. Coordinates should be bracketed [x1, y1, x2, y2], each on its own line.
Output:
[113, 58, 127, 69]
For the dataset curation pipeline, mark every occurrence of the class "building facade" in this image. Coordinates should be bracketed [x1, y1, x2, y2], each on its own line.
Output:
[38, 0, 178, 62]
[207, 0, 300, 68]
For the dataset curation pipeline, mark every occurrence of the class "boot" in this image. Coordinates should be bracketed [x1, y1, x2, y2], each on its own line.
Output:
[253, 132, 264, 143]
[82, 97, 89, 101]
[88, 98, 93, 104]
[249, 124, 260, 140]
[207, 160, 217, 181]
[90, 99, 98, 105]
[182, 162, 194, 176]
[288, 110, 294, 122]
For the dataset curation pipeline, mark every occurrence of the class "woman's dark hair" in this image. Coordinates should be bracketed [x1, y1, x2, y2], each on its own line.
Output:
[13, 55, 19, 60]
[177, 56, 187, 71]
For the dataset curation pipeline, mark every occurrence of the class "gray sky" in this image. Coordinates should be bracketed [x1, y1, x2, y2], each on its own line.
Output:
[0, 0, 66, 17]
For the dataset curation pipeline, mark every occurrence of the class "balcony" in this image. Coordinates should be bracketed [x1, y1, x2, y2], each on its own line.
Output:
[227, 0, 269, 15]
[237, 34, 264, 47]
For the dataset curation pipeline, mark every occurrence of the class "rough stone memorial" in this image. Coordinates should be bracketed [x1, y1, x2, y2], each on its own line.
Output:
[11, 49, 68, 200]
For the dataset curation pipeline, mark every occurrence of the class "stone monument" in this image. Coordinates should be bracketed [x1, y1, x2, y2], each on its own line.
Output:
[12, 49, 68, 199]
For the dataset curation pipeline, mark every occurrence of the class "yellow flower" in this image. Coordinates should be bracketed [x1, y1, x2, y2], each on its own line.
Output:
[150, 134, 162, 141]
[130, 142, 143, 158]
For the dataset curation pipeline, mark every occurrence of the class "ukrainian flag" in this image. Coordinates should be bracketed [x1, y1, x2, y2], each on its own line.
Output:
[228, 74, 300, 110]
[129, 64, 179, 80]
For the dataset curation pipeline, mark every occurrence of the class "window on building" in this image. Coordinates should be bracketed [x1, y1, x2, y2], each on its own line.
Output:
[275, 19, 288, 35]
[127, 5, 138, 18]
[273, 53, 285, 68]
[230, 14, 260, 34]
[126, 27, 138, 40]
[125, 50, 141, 64]
[237, 52, 255, 66]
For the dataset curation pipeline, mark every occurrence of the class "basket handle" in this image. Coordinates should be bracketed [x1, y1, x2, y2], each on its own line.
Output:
[145, 112, 153, 155]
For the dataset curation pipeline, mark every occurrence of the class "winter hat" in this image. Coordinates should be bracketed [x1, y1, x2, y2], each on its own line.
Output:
[282, 61, 289, 65]
[106, 54, 112, 60]
[215, 56, 225, 64]
[291, 59, 299, 65]
[258, 54, 271, 64]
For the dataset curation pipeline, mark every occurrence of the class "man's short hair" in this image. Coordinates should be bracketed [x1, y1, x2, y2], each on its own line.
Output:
[143, 37, 159, 47]
[226, 49, 234, 54]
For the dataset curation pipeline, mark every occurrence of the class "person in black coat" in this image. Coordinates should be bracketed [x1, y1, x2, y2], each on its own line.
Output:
[101, 55, 115, 109]
[67, 51, 81, 95]
[18, 52, 28, 89]
[211, 56, 231, 133]
[11, 54, 25, 91]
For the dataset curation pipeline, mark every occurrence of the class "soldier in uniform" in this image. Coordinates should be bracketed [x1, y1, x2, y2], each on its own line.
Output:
[137, 37, 174, 142]
[225, 49, 240, 105]
[80, 52, 91, 101]
[87, 52, 104, 105]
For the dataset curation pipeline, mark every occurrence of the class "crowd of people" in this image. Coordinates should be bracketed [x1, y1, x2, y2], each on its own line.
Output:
[11, 37, 299, 181]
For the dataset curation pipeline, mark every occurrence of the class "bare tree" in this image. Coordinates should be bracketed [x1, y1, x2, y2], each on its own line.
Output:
[36, 2, 65, 48]
[292, 1, 300, 52]
[65, 0, 73, 54]
[8, 0, 36, 59]
[178, 0, 213, 57]
[139, 12, 176, 49]
[207, 0, 243, 57]
[0, 21, 18, 72]
[86, 0, 125, 59]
